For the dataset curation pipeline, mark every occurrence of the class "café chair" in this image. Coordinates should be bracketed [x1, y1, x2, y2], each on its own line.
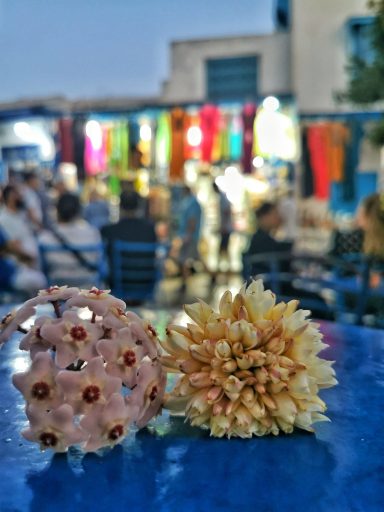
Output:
[242, 252, 384, 324]
[108, 240, 160, 304]
[39, 243, 106, 288]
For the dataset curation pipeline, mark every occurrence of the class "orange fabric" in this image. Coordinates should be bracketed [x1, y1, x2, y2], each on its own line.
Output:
[326, 123, 349, 183]
[170, 108, 186, 181]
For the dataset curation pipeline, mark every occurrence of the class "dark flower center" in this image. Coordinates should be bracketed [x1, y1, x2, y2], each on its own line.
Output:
[89, 288, 105, 296]
[45, 286, 60, 294]
[35, 327, 43, 340]
[123, 350, 136, 367]
[108, 424, 124, 441]
[116, 308, 126, 317]
[70, 325, 88, 341]
[82, 385, 101, 404]
[31, 381, 50, 400]
[149, 385, 158, 401]
[39, 432, 58, 447]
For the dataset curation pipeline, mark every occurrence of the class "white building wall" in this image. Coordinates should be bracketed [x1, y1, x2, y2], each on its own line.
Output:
[161, 32, 291, 103]
[292, 0, 371, 114]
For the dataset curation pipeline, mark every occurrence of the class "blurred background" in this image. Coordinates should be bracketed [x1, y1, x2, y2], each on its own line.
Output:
[1, 0, 384, 326]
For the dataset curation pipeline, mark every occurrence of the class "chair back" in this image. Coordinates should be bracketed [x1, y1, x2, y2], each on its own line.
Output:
[243, 251, 384, 325]
[39, 243, 105, 288]
[110, 240, 159, 303]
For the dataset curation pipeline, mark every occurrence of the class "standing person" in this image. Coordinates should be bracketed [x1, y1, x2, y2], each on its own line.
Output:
[177, 186, 202, 290]
[0, 185, 39, 263]
[213, 182, 233, 264]
[278, 188, 298, 242]
[38, 193, 101, 286]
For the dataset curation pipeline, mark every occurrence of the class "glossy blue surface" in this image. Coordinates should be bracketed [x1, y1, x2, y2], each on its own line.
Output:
[1, 313, 384, 512]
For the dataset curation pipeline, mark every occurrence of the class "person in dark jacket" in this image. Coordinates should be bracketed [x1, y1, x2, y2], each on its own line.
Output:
[243, 202, 292, 277]
[101, 191, 156, 245]
[101, 191, 157, 291]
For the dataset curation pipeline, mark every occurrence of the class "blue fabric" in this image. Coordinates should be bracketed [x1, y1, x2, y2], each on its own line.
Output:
[0, 315, 382, 511]
[0, 228, 16, 288]
[177, 196, 202, 242]
[330, 172, 377, 213]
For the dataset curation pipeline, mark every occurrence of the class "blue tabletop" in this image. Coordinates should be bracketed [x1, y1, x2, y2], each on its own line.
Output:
[0, 310, 383, 512]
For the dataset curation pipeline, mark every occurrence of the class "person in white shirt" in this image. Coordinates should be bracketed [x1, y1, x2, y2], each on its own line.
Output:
[38, 193, 102, 287]
[0, 184, 39, 262]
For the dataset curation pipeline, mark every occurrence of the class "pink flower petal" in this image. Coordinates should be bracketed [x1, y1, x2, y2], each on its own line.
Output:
[0, 302, 36, 345]
[97, 339, 119, 362]
[67, 288, 126, 316]
[22, 404, 87, 452]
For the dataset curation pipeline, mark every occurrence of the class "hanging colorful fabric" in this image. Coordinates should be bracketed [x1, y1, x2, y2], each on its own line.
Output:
[200, 104, 220, 163]
[170, 108, 186, 181]
[241, 103, 257, 174]
[307, 124, 330, 200]
[58, 118, 74, 163]
[229, 112, 243, 161]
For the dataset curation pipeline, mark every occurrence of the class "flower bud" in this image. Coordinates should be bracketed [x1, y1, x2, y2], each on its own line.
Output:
[215, 340, 232, 359]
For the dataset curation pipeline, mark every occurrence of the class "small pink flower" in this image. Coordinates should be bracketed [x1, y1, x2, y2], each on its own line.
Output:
[22, 404, 87, 452]
[41, 310, 103, 368]
[66, 287, 126, 317]
[56, 356, 122, 414]
[97, 327, 146, 388]
[19, 316, 54, 358]
[129, 320, 159, 360]
[12, 352, 63, 409]
[30, 285, 80, 305]
[102, 307, 130, 330]
[130, 361, 166, 429]
[0, 302, 36, 346]
[80, 393, 136, 452]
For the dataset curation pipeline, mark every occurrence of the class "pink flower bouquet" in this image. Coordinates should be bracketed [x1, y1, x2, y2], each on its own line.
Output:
[0, 286, 166, 453]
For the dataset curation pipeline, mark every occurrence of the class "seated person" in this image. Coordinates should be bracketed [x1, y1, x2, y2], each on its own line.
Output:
[101, 191, 157, 292]
[0, 184, 39, 264]
[243, 202, 293, 278]
[0, 227, 46, 295]
[243, 202, 331, 318]
[38, 193, 101, 287]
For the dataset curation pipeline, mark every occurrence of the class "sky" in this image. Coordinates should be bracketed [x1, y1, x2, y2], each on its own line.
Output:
[0, 0, 274, 102]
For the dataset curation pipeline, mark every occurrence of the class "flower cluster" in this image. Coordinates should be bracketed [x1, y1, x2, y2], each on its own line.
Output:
[0, 286, 166, 452]
[161, 280, 337, 438]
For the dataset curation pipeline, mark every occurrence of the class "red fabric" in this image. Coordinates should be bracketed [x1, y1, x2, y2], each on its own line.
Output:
[241, 103, 256, 174]
[307, 125, 330, 199]
[200, 104, 220, 163]
[58, 118, 74, 163]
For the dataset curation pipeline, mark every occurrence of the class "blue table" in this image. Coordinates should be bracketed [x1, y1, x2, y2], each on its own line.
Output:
[0, 310, 383, 512]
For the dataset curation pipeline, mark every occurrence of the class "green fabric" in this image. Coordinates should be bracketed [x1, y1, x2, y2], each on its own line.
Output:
[156, 112, 171, 167]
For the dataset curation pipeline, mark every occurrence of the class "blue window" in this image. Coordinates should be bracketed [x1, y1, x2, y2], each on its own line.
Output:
[206, 56, 258, 102]
[275, 0, 290, 30]
[347, 17, 375, 64]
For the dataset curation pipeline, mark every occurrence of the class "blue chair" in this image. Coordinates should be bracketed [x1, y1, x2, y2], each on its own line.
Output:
[38, 243, 105, 288]
[109, 241, 160, 303]
[243, 251, 384, 325]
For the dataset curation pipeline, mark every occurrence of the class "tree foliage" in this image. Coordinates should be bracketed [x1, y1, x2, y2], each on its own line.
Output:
[340, 1, 384, 145]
